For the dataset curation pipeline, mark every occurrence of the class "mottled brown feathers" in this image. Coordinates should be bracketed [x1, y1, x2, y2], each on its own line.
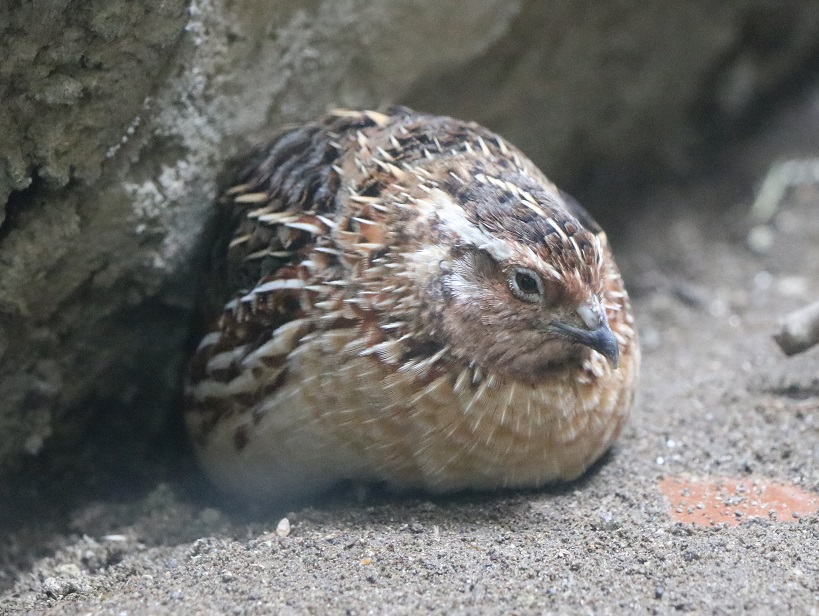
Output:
[185, 107, 640, 503]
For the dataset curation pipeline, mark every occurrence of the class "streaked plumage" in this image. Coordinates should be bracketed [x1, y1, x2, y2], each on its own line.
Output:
[185, 107, 639, 503]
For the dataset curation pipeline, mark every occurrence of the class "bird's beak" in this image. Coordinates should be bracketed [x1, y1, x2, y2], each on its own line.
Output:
[551, 303, 620, 368]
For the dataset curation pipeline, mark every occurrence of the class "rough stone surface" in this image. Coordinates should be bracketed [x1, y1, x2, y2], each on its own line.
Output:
[0, 0, 189, 209]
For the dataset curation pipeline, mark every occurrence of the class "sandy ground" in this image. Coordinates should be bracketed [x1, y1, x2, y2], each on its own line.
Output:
[1, 87, 818, 614]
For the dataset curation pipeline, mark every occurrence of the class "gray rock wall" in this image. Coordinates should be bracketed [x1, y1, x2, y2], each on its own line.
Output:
[408, 0, 819, 186]
[1, 0, 817, 475]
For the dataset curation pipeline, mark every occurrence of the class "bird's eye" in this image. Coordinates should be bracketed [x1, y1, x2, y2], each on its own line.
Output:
[508, 267, 544, 302]
[516, 272, 539, 294]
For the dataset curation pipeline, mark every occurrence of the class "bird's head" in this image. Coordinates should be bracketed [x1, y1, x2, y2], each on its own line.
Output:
[415, 172, 620, 382]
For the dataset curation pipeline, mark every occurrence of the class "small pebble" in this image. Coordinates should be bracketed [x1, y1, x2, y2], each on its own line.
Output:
[276, 517, 291, 537]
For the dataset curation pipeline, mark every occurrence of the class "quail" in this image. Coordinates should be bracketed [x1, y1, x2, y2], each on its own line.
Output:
[185, 107, 640, 503]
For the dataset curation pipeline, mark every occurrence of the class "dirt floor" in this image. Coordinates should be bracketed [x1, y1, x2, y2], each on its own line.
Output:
[1, 85, 818, 614]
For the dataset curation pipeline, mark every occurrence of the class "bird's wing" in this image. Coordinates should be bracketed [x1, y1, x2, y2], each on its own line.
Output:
[186, 110, 413, 441]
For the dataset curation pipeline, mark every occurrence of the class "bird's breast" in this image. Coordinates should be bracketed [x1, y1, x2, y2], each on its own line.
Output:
[199, 326, 637, 495]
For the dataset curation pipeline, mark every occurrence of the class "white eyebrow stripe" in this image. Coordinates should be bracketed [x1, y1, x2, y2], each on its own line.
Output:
[415, 189, 516, 262]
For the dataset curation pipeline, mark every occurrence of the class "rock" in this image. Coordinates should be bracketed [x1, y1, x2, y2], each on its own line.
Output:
[407, 1, 819, 199]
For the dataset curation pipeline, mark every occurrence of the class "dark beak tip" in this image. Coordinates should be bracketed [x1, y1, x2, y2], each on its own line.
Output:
[552, 320, 620, 368]
[593, 327, 620, 368]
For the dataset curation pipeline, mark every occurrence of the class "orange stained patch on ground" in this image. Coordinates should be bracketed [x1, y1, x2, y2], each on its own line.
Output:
[659, 475, 819, 526]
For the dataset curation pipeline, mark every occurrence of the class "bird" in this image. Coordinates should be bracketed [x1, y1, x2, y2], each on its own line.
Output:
[184, 107, 640, 504]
